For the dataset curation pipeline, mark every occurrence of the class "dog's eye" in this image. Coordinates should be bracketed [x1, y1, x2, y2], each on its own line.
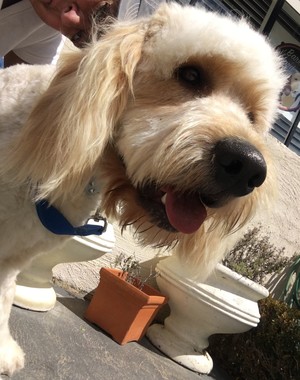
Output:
[247, 112, 255, 123]
[176, 66, 206, 88]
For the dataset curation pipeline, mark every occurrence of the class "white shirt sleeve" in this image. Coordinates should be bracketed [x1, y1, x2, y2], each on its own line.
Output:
[0, 0, 64, 64]
[12, 28, 64, 65]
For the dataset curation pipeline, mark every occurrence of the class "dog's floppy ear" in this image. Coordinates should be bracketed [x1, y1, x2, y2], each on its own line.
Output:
[6, 21, 145, 201]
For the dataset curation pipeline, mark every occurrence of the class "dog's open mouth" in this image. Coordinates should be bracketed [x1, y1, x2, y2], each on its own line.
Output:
[163, 187, 208, 234]
[138, 184, 208, 234]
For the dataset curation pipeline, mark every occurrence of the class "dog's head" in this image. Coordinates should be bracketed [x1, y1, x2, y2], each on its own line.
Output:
[9, 3, 286, 274]
[99, 4, 285, 266]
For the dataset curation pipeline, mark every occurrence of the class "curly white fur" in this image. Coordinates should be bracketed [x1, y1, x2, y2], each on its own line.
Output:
[0, 3, 285, 375]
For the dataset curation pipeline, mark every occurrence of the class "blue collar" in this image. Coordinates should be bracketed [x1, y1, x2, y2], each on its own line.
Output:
[35, 200, 106, 236]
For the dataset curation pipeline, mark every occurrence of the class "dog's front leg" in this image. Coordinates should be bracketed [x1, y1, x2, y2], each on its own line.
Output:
[0, 266, 25, 376]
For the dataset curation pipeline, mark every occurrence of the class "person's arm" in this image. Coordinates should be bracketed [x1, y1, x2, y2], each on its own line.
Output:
[4, 51, 28, 68]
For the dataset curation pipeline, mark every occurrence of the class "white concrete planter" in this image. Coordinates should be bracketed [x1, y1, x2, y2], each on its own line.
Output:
[147, 255, 269, 374]
[14, 223, 115, 311]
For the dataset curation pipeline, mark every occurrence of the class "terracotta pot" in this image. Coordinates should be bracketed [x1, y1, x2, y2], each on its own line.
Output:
[84, 267, 168, 345]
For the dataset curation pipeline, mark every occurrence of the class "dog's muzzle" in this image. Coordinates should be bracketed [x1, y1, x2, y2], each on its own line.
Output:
[202, 137, 267, 208]
[137, 137, 267, 235]
[214, 137, 267, 196]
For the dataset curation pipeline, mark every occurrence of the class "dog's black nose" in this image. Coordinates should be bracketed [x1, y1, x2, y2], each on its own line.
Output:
[214, 138, 267, 197]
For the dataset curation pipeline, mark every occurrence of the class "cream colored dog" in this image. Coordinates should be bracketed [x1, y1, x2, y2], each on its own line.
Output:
[0, 3, 285, 376]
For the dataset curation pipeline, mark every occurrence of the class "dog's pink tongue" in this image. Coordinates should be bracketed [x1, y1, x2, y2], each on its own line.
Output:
[165, 190, 207, 234]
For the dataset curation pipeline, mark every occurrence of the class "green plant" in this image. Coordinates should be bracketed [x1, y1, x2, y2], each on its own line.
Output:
[208, 296, 300, 380]
[280, 255, 300, 309]
[111, 252, 156, 289]
[223, 225, 296, 284]
[211, 226, 300, 379]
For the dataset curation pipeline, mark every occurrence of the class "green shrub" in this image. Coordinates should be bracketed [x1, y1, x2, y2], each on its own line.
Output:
[210, 226, 300, 379]
[208, 297, 300, 380]
[223, 225, 295, 284]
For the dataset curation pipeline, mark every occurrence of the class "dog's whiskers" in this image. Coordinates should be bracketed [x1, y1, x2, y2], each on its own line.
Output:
[133, 219, 153, 235]
[121, 217, 142, 229]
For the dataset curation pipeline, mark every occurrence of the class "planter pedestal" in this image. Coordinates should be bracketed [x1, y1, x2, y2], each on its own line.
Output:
[147, 324, 213, 373]
[14, 223, 115, 311]
[147, 255, 269, 374]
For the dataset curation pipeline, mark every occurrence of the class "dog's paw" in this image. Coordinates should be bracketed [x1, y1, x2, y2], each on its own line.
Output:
[0, 337, 25, 376]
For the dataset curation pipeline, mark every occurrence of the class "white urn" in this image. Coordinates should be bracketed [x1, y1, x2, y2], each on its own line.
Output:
[147, 255, 268, 374]
[14, 222, 115, 311]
